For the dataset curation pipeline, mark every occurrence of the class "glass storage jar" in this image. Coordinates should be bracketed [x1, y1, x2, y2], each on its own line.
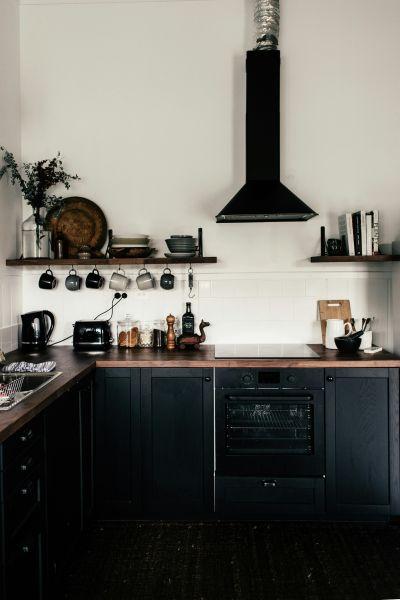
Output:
[117, 315, 139, 348]
[138, 321, 154, 348]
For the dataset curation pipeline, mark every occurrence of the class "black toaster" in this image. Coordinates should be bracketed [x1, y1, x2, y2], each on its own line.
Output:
[73, 321, 112, 351]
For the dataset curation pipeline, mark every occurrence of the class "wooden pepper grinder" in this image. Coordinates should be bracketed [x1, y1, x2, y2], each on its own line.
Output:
[166, 314, 176, 351]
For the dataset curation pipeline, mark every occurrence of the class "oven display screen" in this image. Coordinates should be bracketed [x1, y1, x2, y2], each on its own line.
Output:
[258, 372, 280, 386]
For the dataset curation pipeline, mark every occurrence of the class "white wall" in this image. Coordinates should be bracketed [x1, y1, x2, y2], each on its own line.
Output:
[0, 0, 22, 352]
[19, 0, 400, 347]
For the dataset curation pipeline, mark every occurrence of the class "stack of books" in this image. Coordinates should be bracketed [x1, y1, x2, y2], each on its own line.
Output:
[338, 211, 379, 256]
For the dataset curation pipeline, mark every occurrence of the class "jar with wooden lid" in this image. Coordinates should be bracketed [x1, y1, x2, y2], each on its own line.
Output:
[117, 316, 139, 348]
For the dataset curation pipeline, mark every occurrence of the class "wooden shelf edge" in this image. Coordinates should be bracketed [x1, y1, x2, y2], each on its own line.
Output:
[310, 255, 400, 263]
[5, 257, 218, 266]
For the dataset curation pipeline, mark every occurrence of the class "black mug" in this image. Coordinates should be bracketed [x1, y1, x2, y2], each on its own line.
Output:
[86, 268, 104, 289]
[39, 268, 57, 290]
[65, 268, 82, 291]
[160, 267, 175, 290]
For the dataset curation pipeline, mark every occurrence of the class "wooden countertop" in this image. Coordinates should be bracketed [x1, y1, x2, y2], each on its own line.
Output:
[0, 344, 399, 443]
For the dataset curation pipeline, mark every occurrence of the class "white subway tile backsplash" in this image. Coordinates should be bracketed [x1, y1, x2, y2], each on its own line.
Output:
[293, 297, 318, 322]
[211, 279, 259, 298]
[282, 279, 306, 297]
[258, 279, 283, 297]
[269, 297, 294, 321]
[306, 278, 328, 298]
[327, 278, 350, 298]
[198, 280, 212, 298]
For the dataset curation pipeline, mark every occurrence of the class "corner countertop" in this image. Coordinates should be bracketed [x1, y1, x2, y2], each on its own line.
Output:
[0, 344, 399, 443]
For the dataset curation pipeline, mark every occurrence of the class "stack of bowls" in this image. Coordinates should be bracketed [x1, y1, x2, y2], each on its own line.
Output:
[165, 235, 196, 258]
[109, 235, 153, 258]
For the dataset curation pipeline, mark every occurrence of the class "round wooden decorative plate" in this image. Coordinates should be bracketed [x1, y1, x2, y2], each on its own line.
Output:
[47, 197, 108, 257]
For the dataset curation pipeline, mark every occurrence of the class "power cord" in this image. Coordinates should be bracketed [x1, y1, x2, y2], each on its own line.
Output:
[49, 292, 128, 347]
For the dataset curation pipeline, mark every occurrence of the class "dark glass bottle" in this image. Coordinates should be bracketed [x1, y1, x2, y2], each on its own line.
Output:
[182, 302, 195, 335]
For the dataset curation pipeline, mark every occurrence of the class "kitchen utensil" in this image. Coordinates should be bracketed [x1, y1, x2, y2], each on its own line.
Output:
[136, 268, 155, 290]
[46, 197, 107, 258]
[334, 335, 362, 354]
[39, 268, 57, 290]
[164, 252, 196, 259]
[359, 330, 373, 350]
[73, 320, 112, 351]
[109, 268, 130, 291]
[86, 267, 105, 289]
[188, 266, 195, 298]
[21, 310, 55, 351]
[65, 268, 82, 291]
[318, 300, 352, 346]
[327, 238, 342, 256]
[160, 267, 175, 290]
[325, 319, 352, 350]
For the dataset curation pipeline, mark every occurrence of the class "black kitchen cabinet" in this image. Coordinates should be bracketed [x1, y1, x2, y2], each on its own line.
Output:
[94, 368, 141, 518]
[45, 375, 94, 589]
[0, 416, 46, 600]
[326, 368, 400, 518]
[141, 368, 213, 517]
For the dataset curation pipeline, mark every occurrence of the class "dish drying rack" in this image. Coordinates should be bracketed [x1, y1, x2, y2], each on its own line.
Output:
[0, 376, 26, 411]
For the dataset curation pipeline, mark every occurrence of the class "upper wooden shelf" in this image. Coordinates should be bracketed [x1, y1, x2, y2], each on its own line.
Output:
[310, 255, 400, 263]
[6, 257, 217, 266]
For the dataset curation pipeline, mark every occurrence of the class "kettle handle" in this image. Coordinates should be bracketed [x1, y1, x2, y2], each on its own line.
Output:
[43, 311, 55, 344]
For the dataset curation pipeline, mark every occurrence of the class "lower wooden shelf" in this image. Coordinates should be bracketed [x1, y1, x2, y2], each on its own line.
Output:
[6, 257, 217, 267]
[310, 255, 400, 263]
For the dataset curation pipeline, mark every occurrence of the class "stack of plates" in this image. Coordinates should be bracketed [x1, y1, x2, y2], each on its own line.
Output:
[165, 235, 196, 259]
[109, 235, 154, 258]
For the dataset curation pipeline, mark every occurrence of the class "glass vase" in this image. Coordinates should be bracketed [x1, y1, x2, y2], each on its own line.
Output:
[22, 209, 51, 259]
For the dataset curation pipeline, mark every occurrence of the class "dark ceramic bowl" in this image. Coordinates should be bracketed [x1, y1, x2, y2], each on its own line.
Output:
[334, 335, 362, 354]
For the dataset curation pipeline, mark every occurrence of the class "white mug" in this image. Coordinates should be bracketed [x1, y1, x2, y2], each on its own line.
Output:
[325, 319, 352, 349]
[109, 268, 130, 291]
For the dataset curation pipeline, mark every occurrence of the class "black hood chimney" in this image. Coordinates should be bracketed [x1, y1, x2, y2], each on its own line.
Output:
[216, 0, 317, 223]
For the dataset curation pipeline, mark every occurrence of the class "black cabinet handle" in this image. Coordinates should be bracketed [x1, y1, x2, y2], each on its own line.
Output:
[20, 429, 33, 443]
[326, 376, 334, 382]
[261, 479, 277, 488]
[21, 545, 30, 554]
[20, 456, 33, 472]
[204, 377, 212, 382]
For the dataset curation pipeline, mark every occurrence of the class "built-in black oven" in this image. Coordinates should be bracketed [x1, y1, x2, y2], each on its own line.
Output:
[215, 369, 325, 477]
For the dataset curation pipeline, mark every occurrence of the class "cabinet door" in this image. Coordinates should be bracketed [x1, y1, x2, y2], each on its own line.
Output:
[94, 368, 141, 518]
[141, 368, 213, 517]
[326, 368, 400, 518]
[45, 388, 81, 578]
[79, 377, 94, 530]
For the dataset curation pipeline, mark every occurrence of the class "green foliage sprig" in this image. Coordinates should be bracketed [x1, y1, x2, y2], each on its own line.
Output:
[0, 147, 80, 216]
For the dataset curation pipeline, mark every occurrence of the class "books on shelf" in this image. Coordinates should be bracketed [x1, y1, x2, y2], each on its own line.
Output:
[338, 210, 379, 256]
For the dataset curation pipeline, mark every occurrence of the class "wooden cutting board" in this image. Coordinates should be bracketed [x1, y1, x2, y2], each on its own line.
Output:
[318, 300, 352, 345]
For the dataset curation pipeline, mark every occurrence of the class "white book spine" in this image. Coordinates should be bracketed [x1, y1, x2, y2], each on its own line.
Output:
[360, 210, 367, 255]
[366, 213, 372, 255]
[372, 210, 379, 255]
[346, 213, 355, 256]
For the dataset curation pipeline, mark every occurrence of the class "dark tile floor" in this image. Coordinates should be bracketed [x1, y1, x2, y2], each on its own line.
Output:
[62, 521, 400, 600]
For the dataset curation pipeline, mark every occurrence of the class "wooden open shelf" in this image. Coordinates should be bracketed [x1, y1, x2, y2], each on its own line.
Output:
[6, 257, 217, 266]
[310, 255, 400, 263]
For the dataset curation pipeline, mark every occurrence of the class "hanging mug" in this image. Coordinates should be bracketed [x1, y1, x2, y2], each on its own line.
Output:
[39, 268, 57, 290]
[65, 268, 82, 291]
[86, 268, 105, 289]
[136, 268, 155, 290]
[160, 267, 175, 290]
[109, 268, 130, 291]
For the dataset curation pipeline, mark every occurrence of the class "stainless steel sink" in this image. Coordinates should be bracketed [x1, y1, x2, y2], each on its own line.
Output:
[0, 372, 62, 411]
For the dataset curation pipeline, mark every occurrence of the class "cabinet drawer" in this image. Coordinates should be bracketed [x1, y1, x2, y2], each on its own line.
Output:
[3, 441, 43, 497]
[216, 476, 325, 517]
[2, 417, 43, 467]
[4, 469, 41, 537]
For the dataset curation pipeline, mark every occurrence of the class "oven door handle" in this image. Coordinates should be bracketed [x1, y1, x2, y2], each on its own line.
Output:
[225, 395, 313, 402]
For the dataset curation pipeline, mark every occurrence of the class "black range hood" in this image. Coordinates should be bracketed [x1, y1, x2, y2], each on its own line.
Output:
[216, 50, 318, 223]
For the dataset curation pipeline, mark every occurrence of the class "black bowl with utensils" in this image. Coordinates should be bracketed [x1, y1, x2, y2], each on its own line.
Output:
[335, 330, 363, 353]
[86, 267, 105, 289]
[160, 267, 175, 290]
[65, 268, 82, 291]
[39, 268, 57, 290]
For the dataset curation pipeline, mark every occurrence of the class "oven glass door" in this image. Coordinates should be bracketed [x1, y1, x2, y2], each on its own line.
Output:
[226, 397, 313, 455]
[216, 391, 325, 477]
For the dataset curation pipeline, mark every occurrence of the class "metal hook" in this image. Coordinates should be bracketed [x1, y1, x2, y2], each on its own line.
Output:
[188, 265, 195, 298]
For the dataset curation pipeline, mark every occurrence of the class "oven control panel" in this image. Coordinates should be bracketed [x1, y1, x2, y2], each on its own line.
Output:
[215, 369, 324, 390]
